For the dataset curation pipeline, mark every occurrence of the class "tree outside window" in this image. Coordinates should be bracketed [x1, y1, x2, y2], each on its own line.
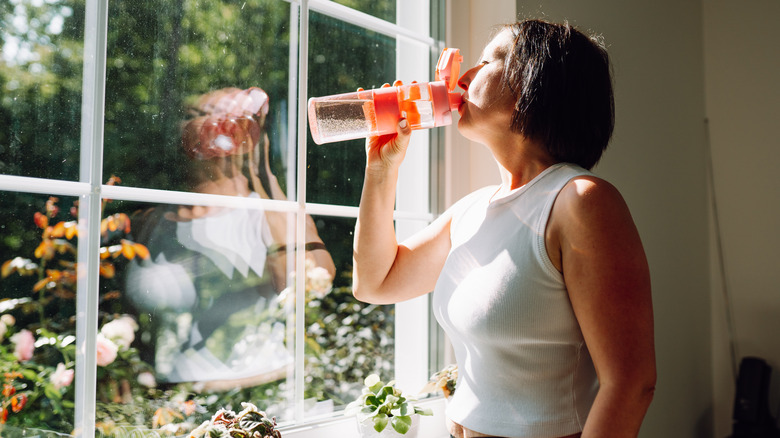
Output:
[0, 0, 438, 435]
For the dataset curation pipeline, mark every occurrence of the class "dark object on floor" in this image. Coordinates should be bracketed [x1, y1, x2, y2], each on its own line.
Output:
[730, 357, 780, 438]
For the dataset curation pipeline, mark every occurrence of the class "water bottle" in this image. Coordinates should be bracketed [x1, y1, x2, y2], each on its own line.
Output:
[307, 48, 463, 145]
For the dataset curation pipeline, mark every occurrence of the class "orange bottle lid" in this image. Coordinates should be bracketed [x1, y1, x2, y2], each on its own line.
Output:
[434, 48, 463, 120]
[436, 48, 462, 93]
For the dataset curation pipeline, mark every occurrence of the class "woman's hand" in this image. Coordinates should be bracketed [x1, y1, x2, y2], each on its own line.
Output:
[363, 81, 412, 175]
[365, 118, 412, 174]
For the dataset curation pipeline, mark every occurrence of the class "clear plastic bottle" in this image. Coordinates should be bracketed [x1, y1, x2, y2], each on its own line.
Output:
[307, 48, 463, 145]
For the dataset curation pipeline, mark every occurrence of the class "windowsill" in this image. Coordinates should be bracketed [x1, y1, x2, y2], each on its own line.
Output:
[280, 396, 449, 438]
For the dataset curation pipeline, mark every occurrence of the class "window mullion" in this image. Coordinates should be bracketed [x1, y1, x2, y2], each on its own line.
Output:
[75, 0, 109, 436]
[295, 0, 311, 424]
[392, 0, 433, 397]
[307, 0, 434, 46]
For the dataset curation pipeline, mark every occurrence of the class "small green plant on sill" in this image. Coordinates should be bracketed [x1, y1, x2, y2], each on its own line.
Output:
[345, 374, 433, 435]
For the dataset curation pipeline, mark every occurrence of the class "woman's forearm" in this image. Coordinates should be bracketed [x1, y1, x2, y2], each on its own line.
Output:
[352, 167, 401, 303]
[581, 380, 656, 437]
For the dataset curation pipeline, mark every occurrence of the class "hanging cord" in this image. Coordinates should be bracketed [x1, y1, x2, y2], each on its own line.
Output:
[704, 118, 739, 382]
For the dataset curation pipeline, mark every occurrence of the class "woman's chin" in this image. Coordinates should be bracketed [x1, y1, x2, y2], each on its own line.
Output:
[456, 117, 476, 140]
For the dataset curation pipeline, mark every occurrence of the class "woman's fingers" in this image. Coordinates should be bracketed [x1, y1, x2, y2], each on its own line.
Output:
[365, 118, 411, 172]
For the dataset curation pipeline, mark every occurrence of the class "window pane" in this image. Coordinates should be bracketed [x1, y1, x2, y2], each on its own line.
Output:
[1, 0, 441, 433]
[0, 192, 79, 433]
[306, 11, 396, 207]
[103, 0, 293, 198]
[0, 1, 82, 181]
[303, 216, 394, 417]
[95, 199, 302, 431]
[330, 0, 396, 23]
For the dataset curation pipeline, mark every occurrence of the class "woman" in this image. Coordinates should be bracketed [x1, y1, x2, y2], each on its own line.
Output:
[352, 20, 656, 438]
[126, 87, 335, 389]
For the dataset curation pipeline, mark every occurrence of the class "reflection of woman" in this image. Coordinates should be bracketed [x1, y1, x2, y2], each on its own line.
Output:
[126, 87, 334, 389]
[353, 20, 655, 438]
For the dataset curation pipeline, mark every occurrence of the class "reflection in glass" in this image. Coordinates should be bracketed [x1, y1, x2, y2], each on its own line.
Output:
[98, 86, 335, 428]
[303, 216, 394, 416]
[0, 1, 83, 181]
[103, 0, 292, 194]
[0, 0, 433, 431]
[0, 193, 79, 433]
[120, 200, 297, 405]
[306, 12, 396, 207]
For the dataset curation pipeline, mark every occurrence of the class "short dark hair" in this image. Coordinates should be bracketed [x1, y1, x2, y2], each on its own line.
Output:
[503, 20, 614, 170]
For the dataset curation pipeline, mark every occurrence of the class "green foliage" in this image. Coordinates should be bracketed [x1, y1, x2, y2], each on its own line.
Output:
[2, 0, 409, 434]
[0, 329, 75, 431]
[0, 0, 84, 182]
[345, 374, 432, 435]
[197, 284, 395, 420]
[0, 193, 156, 431]
[303, 286, 395, 405]
[306, 12, 396, 207]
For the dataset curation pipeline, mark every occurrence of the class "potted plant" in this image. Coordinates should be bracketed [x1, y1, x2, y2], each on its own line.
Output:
[345, 374, 433, 437]
[189, 402, 281, 438]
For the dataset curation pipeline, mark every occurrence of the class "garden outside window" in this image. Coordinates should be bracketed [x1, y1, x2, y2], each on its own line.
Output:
[0, 0, 446, 436]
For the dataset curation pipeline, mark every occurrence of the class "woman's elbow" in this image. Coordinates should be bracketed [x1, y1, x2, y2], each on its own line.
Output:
[641, 370, 657, 403]
[624, 367, 657, 408]
[352, 279, 395, 305]
[601, 365, 657, 407]
[351, 283, 369, 302]
[351, 278, 378, 304]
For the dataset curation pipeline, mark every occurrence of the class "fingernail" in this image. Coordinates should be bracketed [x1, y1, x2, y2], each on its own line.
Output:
[399, 119, 408, 129]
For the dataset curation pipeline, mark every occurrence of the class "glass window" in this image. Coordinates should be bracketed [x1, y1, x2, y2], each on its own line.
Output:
[0, 0, 442, 435]
[103, 0, 293, 195]
[307, 11, 396, 207]
[0, 1, 82, 181]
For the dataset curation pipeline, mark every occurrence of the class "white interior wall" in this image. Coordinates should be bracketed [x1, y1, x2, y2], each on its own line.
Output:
[447, 1, 715, 436]
[703, 0, 780, 437]
[443, 0, 508, 208]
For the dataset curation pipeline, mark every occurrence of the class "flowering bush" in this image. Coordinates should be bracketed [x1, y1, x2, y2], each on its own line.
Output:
[0, 188, 396, 435]
[0, 318, 76, 430]
[0, 184, 155, 431]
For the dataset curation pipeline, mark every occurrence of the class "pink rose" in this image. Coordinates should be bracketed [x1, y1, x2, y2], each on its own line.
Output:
[51, 363, 74, 389]
[95, 333, 119, 367]
[100, 315, 138, 350]
[10, 329, 35, 362]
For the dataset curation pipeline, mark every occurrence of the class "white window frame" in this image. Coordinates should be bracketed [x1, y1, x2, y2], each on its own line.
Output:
[0, 0, 449, 436]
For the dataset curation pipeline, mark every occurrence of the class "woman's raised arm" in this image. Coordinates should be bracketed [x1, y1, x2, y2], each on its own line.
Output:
[352, 119, 452, 305]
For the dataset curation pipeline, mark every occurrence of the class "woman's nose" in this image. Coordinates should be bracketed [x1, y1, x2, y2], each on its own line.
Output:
[457, 67, 476, 91]
[457, 74, 469, 92]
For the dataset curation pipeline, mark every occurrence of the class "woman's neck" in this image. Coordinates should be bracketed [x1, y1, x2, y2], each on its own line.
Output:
[493, 138, 558, 190]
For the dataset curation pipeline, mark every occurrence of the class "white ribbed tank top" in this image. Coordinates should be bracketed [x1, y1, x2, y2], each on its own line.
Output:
[433, 163, 599, 438]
